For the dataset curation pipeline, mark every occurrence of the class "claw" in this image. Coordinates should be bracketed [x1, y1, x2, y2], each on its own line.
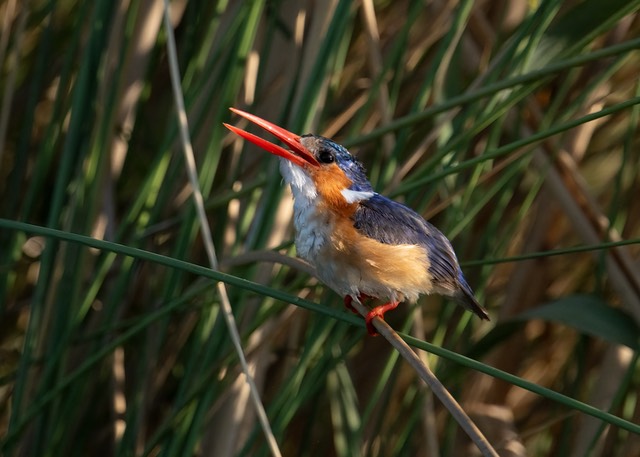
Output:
[343, 294, 371, 314]
[344, 296, 357, 314]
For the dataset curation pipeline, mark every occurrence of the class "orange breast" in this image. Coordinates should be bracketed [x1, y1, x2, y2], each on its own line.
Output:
[308, 164, 357, 217]
[300, 162, 434, 302]
[314, 214, 434, 303]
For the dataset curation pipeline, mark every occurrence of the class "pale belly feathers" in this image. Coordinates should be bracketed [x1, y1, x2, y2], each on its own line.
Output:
[280, 159, 434, 303]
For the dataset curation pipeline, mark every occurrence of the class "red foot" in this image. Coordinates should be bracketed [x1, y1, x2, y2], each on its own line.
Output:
[343, 295, 357, 314]
[343, 294, 370, 314]
[365, 301, 399, 336]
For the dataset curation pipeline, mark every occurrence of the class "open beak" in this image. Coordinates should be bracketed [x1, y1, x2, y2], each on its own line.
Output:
[224, 108, 319, 167]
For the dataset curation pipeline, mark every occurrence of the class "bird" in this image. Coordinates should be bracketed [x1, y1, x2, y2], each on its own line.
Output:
[224, 108, 490, 335]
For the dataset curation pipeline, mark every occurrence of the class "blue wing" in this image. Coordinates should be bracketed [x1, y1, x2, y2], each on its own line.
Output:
[352, 194, 439, 245]
[352, 193, 459, 278]
[351, 193, 490, 320]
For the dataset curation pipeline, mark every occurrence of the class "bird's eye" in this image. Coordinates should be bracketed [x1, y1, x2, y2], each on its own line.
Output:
[318, 150, 335, 163]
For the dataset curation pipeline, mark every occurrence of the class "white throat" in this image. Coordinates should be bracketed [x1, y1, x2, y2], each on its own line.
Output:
[279, 159, 317, 201]
[278, 159, 326, 261]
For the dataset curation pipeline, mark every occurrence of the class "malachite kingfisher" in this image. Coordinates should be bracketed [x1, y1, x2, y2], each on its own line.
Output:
[224, 108, 490, 335]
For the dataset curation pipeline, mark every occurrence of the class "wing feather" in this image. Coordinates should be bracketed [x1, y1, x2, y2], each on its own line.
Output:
[353, 194, 460, 286]
[351, 194, 490, 320]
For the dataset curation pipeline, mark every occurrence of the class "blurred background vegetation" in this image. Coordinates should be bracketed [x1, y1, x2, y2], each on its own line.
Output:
[1, 0, 639, 455]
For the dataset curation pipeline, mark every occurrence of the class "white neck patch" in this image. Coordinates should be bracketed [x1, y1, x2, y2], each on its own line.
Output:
[340, 188, 374, 204]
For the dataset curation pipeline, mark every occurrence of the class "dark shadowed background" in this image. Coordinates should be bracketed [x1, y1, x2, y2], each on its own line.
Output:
[1, 0, 639, 456]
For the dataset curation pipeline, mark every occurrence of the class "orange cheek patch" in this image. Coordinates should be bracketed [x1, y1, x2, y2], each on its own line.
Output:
[309, 164, 356, 217]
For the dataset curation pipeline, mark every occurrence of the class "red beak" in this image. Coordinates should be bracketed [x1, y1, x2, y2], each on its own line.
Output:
[224, 108, 320, 167]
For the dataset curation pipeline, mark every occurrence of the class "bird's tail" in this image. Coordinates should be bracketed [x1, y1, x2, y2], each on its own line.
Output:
[455, 274, 490, 321]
